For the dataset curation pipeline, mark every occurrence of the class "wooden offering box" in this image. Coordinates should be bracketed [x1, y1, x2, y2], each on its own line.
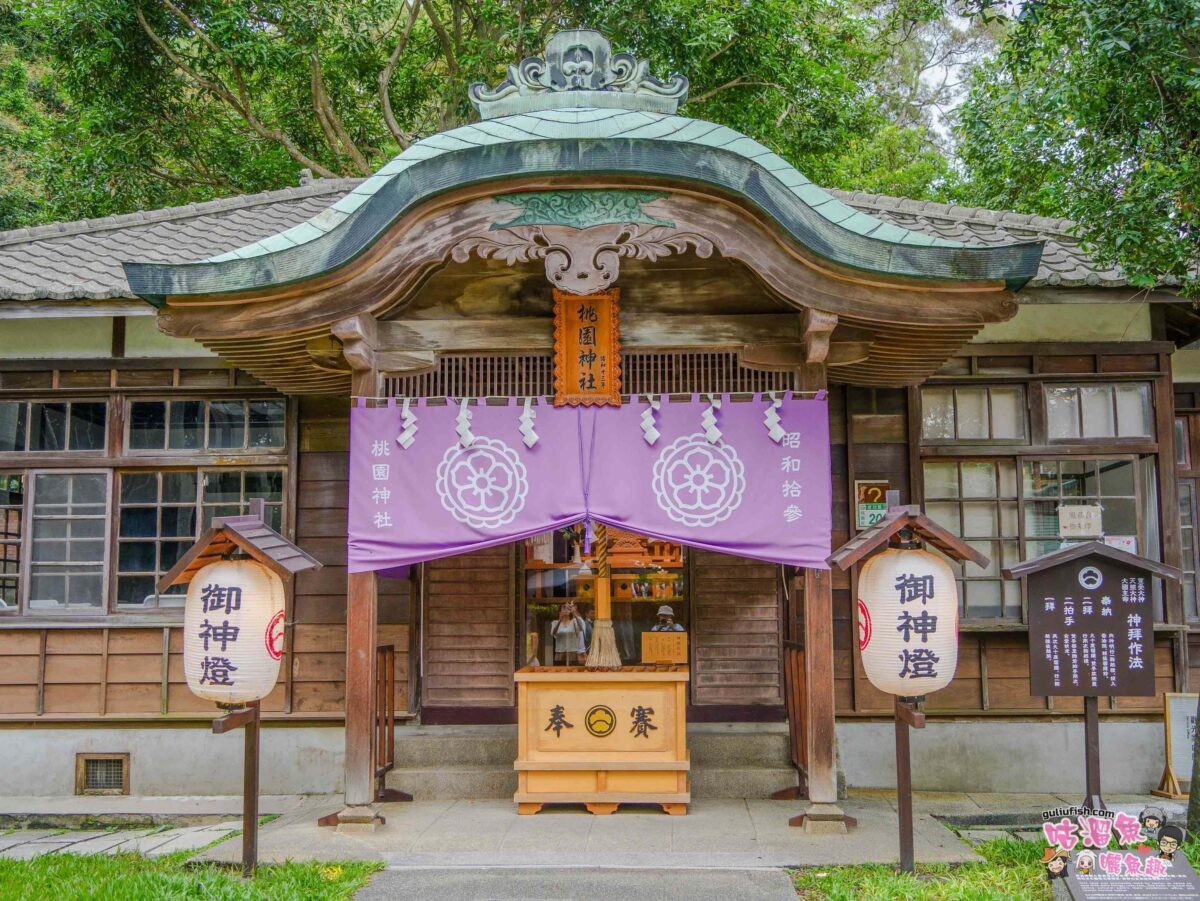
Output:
[514, 666, 689, 815]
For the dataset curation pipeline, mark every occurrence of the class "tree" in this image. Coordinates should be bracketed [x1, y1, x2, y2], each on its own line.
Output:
[955, 0, 1200, 296]
[8, 0, 958, 224]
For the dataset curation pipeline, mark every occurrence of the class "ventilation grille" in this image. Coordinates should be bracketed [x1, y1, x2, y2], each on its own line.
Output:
[77, 754, 127, 795]
[386, 352, 793, 398]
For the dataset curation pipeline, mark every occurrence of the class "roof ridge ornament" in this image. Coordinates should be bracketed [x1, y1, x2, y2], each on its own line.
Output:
[469, 29, 688, 119]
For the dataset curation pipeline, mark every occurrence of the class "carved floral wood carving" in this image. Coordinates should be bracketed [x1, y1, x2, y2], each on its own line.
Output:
[450, 222, 714, 295]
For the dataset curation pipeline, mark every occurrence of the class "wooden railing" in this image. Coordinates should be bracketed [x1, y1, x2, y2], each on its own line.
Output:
[782, 640, 808, 779]
[375, 644, 396, 783]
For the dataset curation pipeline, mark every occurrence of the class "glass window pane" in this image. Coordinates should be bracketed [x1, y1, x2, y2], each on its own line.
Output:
[248, 400, 286, 448]
[28, 574, 65, 607]
[0, 402, 27, 452]
[989, 388, 1024, 440]
[66, 572, 102, 606]
[1060, 460, 1097, 498]
[161, 471, 197, 504]
[1000, 502, 1019, 536]
[1080, 385, 1115, 438]
[997, 460, 1017, 497]
[921, 388, 954, 441]
[159, 506, 196, 538]
[1024, 500, 1059, 538]
[1023, 461, 1059, 497]
[1002, 581, 1021, 618]
[117, 576, 155, 606]
[923, 462, 959, 498]
[244, 470, 283, 502]
[121, 473, 158, 505]
[120, 507, 157, 538]
[129, 402, 167, 450]
[266, 505, 283, 532]
[1098, 459, 1135, 496]
[955, 388, 989, 439]
[1046, 387, 1080, 440]
[961, 502, 998, 537]
[1177, 418, 1191, 467]
[69, 403, 106, 450]
[1101, 498, 1138, 537]
[71, 473, 106, 507]
[119, 542, 157, 572]
[168, 401, 204, 450]
[961, 462, 997, 498]
[925, 502, 961, 534]
[29, 402, 67, 451]
[208, 401, 246, 449]
[965, 540, 998, 577]
[1116, 384, 1152, 437]
[965, 581, 1002, 618]
[204, 471, 243, 504]
[160, 540, 190, 570]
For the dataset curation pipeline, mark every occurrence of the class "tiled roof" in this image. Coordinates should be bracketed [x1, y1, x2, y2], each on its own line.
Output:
[0, 177, 1122, 304]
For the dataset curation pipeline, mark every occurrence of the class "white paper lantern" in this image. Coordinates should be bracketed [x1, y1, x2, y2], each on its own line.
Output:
[184, 559, 286, 704]
[857, 547, 959, 696]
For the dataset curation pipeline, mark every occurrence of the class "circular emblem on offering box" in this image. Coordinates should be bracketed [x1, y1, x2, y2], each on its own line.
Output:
[651, 433, 745, 528]
[857, 598, 872, 651]
[436, 436, 529, 530]
[585, 705, 616, 737]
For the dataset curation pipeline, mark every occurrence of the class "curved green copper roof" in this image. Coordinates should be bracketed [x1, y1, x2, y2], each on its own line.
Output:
[124, 107, 1042, 301]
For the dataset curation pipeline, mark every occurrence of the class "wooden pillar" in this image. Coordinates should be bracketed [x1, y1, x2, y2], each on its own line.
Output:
[795, 358, 848, 832]
[344, 569, 379, 809]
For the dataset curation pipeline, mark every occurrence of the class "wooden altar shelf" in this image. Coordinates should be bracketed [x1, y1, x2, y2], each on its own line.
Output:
[514, 666, 689, 816]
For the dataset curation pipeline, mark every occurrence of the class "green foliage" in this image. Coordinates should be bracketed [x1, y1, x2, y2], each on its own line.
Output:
[790, 837, 1050, 900]
[3, 0, 953, 227]
[0, 851, 381, 900]
[956, 0, 1200, 295]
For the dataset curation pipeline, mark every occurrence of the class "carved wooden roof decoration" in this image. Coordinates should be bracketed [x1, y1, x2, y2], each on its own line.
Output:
[117, 30, 1045, 396]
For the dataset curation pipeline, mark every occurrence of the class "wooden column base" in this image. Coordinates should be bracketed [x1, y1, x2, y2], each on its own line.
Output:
[518, 803, 544, 816]
[318, 805, 386, 832]
[789, 803, 855, 833]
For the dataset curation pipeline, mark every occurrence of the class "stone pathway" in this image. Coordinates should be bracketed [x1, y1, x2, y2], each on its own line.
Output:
[0, 821, 241, 860]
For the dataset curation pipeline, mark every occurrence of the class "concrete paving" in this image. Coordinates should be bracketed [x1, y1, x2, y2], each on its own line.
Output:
[355, 867, 798, 900]
[0, 823, 241, 860]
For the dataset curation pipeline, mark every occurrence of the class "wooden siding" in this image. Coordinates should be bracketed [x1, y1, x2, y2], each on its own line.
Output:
[690, 550, 782, 705]
[422, 545, 516, 707]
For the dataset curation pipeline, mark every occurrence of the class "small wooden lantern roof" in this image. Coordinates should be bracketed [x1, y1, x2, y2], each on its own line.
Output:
[157, 507, 320, 592]
[1002, 540, 1180, 582]
[828, 504, 989, 572]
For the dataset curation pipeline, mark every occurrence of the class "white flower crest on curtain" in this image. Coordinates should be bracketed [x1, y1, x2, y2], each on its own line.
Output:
[651, 433, 745, 527]
[435, 436, 529, 529]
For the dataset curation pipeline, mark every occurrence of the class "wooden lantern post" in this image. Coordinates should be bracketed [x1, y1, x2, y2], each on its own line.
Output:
[157, 499, 321, 878]
[828, 496, 988, 874]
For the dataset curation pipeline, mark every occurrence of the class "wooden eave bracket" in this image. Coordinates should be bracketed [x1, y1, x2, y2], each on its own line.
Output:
[802, 309, 837, 364]
[827, 506, 989, 571]
[331, 313, 436, 377]
[1001, 540, 1181, 583]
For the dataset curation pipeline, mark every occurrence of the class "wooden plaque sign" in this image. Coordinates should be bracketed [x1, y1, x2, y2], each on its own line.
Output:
[1026, 554, 1156, 697]
[642, 631, 688, 665]
[553, 288, 621, 406]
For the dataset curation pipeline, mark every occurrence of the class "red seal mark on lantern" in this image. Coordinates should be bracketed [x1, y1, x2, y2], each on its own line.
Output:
[857, 598, 872, 651]
[266, 610, 285, 661]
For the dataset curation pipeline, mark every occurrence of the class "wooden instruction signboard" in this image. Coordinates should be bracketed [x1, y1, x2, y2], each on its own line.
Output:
[1026, 552, 1156, 697]
[1154, 693, 1198, 800]
[642, 631, 688, 665]
[553, 288, 621, 406]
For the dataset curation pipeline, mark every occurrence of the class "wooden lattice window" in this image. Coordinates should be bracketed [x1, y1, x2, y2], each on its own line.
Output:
[386, 352, 793, 398]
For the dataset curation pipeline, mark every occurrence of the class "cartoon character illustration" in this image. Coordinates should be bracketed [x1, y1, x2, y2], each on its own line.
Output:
[1139, 806, 1167, 835]
[1042, 847, 1070, 880]
[1074, 849, 1096, 875]
[1158, 824, 1185, 861]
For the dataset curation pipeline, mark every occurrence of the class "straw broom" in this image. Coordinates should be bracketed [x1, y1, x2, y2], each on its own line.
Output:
[585, 523, 622, 670]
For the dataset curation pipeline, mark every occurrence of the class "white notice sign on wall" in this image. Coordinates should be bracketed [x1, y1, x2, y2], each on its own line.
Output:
[1058, 504, 1103, 539]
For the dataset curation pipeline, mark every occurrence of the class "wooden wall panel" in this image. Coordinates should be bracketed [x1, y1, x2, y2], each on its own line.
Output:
[423, 545, 515, 707]
[691, 550, 783, 706]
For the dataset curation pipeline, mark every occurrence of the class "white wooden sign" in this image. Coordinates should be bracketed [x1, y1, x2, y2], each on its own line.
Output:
[1154, 692, 1198, 800]
[1058, 504, 1103, 539]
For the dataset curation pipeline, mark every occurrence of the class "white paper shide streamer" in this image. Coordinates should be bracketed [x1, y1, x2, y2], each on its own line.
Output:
[184, 559, 286, 704]
[640, 394, 661, 445]
[701, 396, 722, 444]
[763, 394, 785, 443]
[397, 398, 418, 449]
[857, 547, 958, 696]
[519, 397, 539, 448]
[455, 398, 476, 447]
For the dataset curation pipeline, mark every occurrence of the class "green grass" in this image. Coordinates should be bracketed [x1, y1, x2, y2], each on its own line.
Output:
[791, 837, 1051, 900]
[0, 850, 382, 901]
